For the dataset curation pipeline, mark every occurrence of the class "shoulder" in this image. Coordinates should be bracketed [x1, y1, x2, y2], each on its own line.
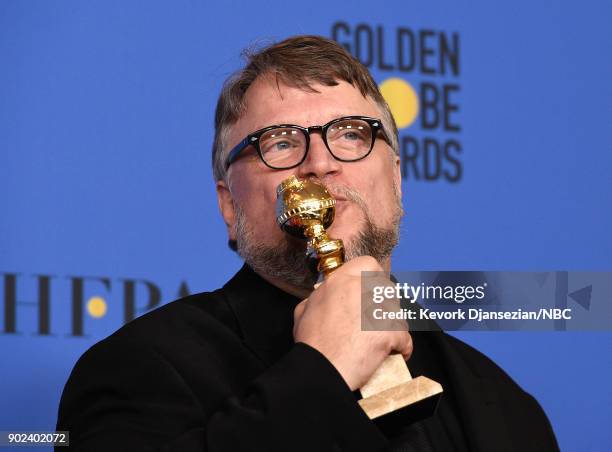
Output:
[110, 288, 241, 348]
[57, 290, 251, 428]
[438, 333, 513, 378]
[434, 331, 533, 396]
[63, 289, 246, 391]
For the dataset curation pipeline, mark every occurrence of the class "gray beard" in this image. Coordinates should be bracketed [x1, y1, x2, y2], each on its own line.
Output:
[235, 182, 402, 292]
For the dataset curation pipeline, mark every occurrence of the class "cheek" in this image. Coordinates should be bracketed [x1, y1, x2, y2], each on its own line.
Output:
[361, 162, 399, 219]
[361, 163, 391, 200]
[230, 172, 286, 235]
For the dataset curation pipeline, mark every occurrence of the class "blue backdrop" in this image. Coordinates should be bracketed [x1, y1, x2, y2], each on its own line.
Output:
[1, 1, 611, 450]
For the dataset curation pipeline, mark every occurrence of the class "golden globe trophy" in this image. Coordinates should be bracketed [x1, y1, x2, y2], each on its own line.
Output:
[276, 175, 442, 424]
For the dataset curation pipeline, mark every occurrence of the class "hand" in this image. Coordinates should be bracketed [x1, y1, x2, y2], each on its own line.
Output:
[293, 256, 412, 391]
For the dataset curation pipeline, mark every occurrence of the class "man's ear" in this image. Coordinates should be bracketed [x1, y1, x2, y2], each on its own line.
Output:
[216, 180, 237, 242]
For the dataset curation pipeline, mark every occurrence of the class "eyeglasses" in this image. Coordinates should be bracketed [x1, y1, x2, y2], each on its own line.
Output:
[224, 116, 389, 171]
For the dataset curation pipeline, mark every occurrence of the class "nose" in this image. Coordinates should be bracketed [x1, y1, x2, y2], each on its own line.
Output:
[295, 132, 342, 179]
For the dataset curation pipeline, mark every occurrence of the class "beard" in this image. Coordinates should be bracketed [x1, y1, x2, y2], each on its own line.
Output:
[234, 181, 403, 292]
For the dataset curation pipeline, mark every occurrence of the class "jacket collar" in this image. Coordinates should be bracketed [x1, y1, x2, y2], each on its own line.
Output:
[222, 264, 302, 366]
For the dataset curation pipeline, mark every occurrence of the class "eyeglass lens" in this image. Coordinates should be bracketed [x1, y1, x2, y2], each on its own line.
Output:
[259, 118, 374, 168]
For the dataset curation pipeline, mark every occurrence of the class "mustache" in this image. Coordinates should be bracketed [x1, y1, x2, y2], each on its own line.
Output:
[308, 179, 368, 211]
[317, 178, 403, 220]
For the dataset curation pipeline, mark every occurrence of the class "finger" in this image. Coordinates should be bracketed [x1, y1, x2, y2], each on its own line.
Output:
[339, 255, 384, 277]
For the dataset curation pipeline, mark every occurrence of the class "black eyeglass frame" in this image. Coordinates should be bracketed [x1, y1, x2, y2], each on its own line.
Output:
[224, 115, 389, 171]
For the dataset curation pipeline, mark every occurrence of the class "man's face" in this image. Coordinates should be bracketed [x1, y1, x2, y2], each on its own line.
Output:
[217, 77, 403, 292]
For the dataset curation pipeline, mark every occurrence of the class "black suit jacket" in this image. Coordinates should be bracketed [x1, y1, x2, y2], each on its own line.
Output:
[56, 265, 559, 451]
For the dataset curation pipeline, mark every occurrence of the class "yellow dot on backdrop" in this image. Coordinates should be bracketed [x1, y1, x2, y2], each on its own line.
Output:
[379, 78, 419, 129]
[87, 296, 107, 318]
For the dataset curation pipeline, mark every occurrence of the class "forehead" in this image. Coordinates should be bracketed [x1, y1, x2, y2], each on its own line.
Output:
[228, 77, 383, 149]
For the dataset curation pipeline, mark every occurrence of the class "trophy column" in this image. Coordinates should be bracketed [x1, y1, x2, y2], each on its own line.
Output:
[275, 176, 442, 422]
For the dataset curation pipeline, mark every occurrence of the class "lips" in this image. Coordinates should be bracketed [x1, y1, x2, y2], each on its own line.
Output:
[327, 191, 350, 215]
[334, 199, 349, 216]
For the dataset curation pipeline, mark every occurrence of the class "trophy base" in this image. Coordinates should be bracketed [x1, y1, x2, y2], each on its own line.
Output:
[358, 376, 443, 423]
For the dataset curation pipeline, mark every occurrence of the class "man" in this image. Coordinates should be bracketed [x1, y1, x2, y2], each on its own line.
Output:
[57, 35, 559, 451]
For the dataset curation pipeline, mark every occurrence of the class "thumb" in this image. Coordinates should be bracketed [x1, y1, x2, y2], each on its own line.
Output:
[294, 299, 307, 323]
[398, 332, 413, 361]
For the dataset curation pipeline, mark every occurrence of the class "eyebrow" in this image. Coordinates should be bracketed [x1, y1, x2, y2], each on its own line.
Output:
[248, 112, 364, 132]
